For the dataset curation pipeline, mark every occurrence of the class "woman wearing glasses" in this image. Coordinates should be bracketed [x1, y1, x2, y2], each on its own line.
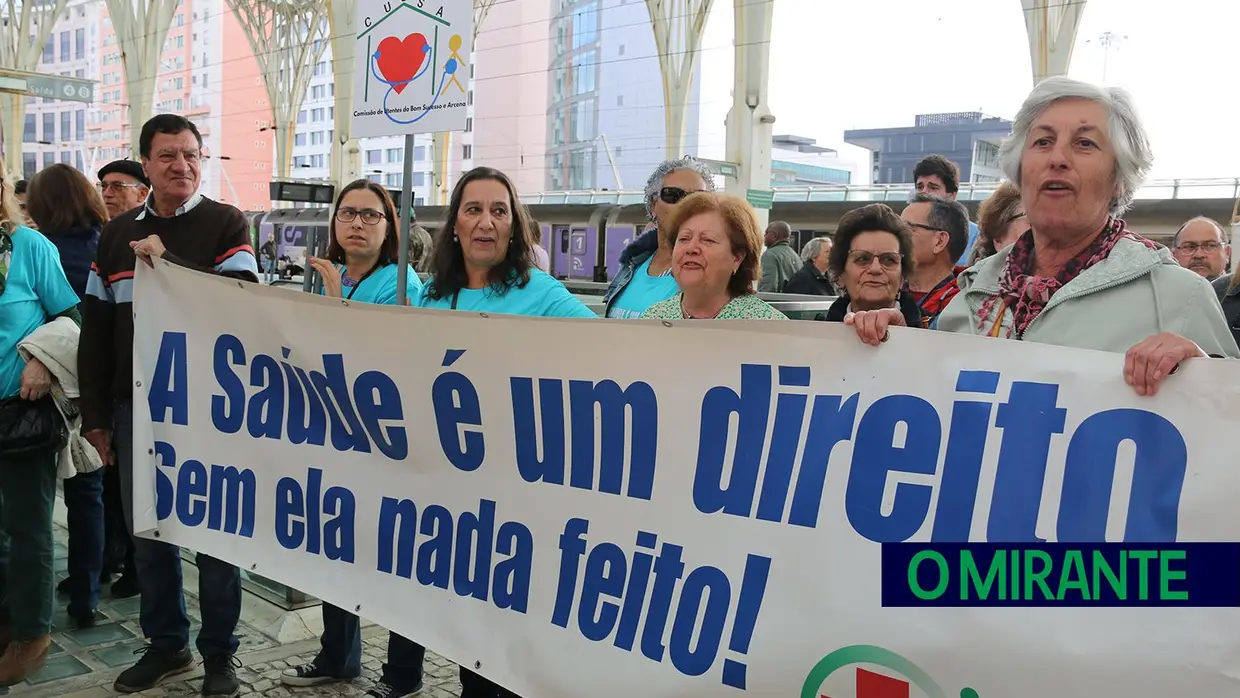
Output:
[307, 180, 422, 306]
[814, 204, 923, 327]
[603, 156, 715, 318]
[284, 179, 427, 698]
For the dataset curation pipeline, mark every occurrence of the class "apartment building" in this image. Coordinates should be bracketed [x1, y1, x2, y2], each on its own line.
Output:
[20, 0, 100, 179]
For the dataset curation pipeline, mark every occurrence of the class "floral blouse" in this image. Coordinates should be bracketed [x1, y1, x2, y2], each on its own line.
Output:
[640, 292, 787, 320]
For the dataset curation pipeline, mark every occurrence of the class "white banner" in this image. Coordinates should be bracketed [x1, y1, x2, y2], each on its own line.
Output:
[132, 260, 1240, 698]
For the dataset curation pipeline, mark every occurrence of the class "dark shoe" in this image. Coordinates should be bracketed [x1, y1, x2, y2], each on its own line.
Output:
[0, 625, 9, 656]
[113, 645, 194, 693]
[366, 679, 423, 697]
[56, 576, 72, 596]
[111, 573, 140, 599]
[70, 609, 104, 629]
[281, 661, 346, 687]
[201, 654, 242, 697]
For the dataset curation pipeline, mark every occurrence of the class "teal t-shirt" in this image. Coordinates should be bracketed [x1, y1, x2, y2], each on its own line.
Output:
[321, 262, 423, 306]
[606, 256, 680, 319]
[0, 226, 80, 398]
[416, 268, 596, 318]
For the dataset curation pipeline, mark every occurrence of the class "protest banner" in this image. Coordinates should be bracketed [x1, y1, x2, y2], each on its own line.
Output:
[131, 259, 1240, 697]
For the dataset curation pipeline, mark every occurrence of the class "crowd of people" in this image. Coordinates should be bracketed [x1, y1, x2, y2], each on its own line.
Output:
[0, 73, 1237, 698]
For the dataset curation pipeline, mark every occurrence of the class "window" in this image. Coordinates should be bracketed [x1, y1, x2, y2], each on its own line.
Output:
[293, 156, 307, 168]
[76, 151, 83, 170]
[311, 108, 324, 122]
[75, 29, 85, 59]
[76, 110, 84, 138]
[297, 110, 307, 124]
[75, 68, 84, 78]
[22, 153, 36, 178]
[467, 90, 473, 106]
[465, 117, 472, 133]
[311, 85, 325, 100]
[385, 173, 402, 187]
[61, 112, 70, 140]
[366, 150, 381, 164]
[386, 148, 402, 163]
[310, 154, 324, 168]
[462, 144, 472, 159]
[616, 95, 623, 107]
[42, 152, 54, 169]
[294, 133, 307, 146]
[413, 197, 425, 207]
[23, 114, 34, 142]
[412, 172, 425, 186]
[619, 44, 625, 56]
[60, 31, 69, 62]
[43, 39, 53, 63]
[60, 150, 71, 164]
[42, 112, 54, 141]
[414, 146, 426, 161]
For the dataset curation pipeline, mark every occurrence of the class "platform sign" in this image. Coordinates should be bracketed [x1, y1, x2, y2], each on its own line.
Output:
[746, 188, 774, 210]
[0, 69, 94, 103]
[350, 0, 472, 139]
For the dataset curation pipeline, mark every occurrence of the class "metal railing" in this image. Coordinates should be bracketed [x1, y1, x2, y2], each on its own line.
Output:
[518, 177, 1240, 206]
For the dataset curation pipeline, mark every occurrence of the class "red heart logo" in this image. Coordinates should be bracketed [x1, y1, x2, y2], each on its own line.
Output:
[375, 33, 429, 95]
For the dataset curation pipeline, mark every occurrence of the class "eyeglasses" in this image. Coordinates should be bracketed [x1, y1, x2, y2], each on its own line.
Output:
[659, 187, 705, 205]
[905, 222, 943, 234]
[97, 181, 145, 193]
[848, 250, 902, 270]
[336, 207, 385, 225]
[1175, 241, 1223, 253]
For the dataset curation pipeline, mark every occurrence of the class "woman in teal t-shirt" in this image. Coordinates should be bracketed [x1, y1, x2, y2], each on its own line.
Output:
[286, 179, 428, 697]
[416, 166, 594, 320]
[0, 178, 81, 683]
[308, 179, 422, 304]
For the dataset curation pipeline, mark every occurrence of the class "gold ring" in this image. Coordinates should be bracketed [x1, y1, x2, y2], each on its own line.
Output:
[881, 330, 890, 343]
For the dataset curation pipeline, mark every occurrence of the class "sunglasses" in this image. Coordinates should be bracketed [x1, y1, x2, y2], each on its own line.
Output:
[659, 187, 705, 205]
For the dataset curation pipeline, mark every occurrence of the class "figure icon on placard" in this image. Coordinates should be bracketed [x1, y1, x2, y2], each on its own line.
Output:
[446, 34, 467, 93]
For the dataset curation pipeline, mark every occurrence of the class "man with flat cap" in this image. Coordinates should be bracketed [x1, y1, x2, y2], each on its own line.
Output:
[96, 160, 150, 220]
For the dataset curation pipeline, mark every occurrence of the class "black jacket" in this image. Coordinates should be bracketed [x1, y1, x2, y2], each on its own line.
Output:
[815, 291, 924, 328]
[783, 260, 835, 296]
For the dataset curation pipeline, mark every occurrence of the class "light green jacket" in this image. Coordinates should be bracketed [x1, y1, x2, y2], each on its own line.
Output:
[937, 237, 1240, 358]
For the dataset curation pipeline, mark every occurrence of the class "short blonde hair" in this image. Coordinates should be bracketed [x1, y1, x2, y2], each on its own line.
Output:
[665, 192, 763, 297]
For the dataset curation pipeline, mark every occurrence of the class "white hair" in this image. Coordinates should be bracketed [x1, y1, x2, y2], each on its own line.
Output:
[998, 76, 1153, 215]
[800, 236, 830, 262]
[642, 156, 717, 221]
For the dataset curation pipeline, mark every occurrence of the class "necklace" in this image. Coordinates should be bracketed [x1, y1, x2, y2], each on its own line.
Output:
[680, 298, 722, 319]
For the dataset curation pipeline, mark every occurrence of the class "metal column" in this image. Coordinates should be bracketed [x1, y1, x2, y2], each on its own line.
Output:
[1021, 0, 1086, 85]
[723, 0, 775, 229]
[645, 0, 714, 160]
[328, 0, 362, 188]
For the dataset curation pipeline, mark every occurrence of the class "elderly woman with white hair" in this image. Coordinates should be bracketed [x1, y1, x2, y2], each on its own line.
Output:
[846, 76, 1240, 396]
[603, 155, 715, 318]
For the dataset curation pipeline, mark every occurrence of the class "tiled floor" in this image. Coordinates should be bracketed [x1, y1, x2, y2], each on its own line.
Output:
[8, 523, 468, 697]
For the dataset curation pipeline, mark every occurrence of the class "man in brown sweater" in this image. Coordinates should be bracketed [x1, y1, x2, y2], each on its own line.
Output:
[79, 114, 258, 697]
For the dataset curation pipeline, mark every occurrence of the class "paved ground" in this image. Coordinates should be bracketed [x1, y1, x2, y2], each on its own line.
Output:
[8, 517, 467, 698]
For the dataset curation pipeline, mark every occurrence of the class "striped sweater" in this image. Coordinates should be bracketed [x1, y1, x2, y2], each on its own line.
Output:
[78, 194, 258, 432]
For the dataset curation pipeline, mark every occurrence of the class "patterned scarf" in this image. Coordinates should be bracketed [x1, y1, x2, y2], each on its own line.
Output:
[977, 218, 1160, 337]
[0, 231, 10, 298]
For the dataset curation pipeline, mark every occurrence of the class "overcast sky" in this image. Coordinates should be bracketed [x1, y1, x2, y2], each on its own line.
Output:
[693, 0, 1237, 181]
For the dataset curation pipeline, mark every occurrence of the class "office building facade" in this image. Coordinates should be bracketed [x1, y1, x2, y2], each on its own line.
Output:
[844, 112, 1013, 186]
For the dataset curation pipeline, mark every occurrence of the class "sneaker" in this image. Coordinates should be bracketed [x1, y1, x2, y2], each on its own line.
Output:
[113, 645, 194, 693]
[201, 654, 242, 697]
[281, 662, 345, 687]
[365, 679, 424, 697]
[0, 633, 50, 686]
[111, 573, 140, 599]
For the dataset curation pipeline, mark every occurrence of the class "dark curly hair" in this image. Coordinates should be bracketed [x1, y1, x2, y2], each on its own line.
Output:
[424, 166, 534, 300]
[828, 203, 915, 282]
[913, 154, 960, 194]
